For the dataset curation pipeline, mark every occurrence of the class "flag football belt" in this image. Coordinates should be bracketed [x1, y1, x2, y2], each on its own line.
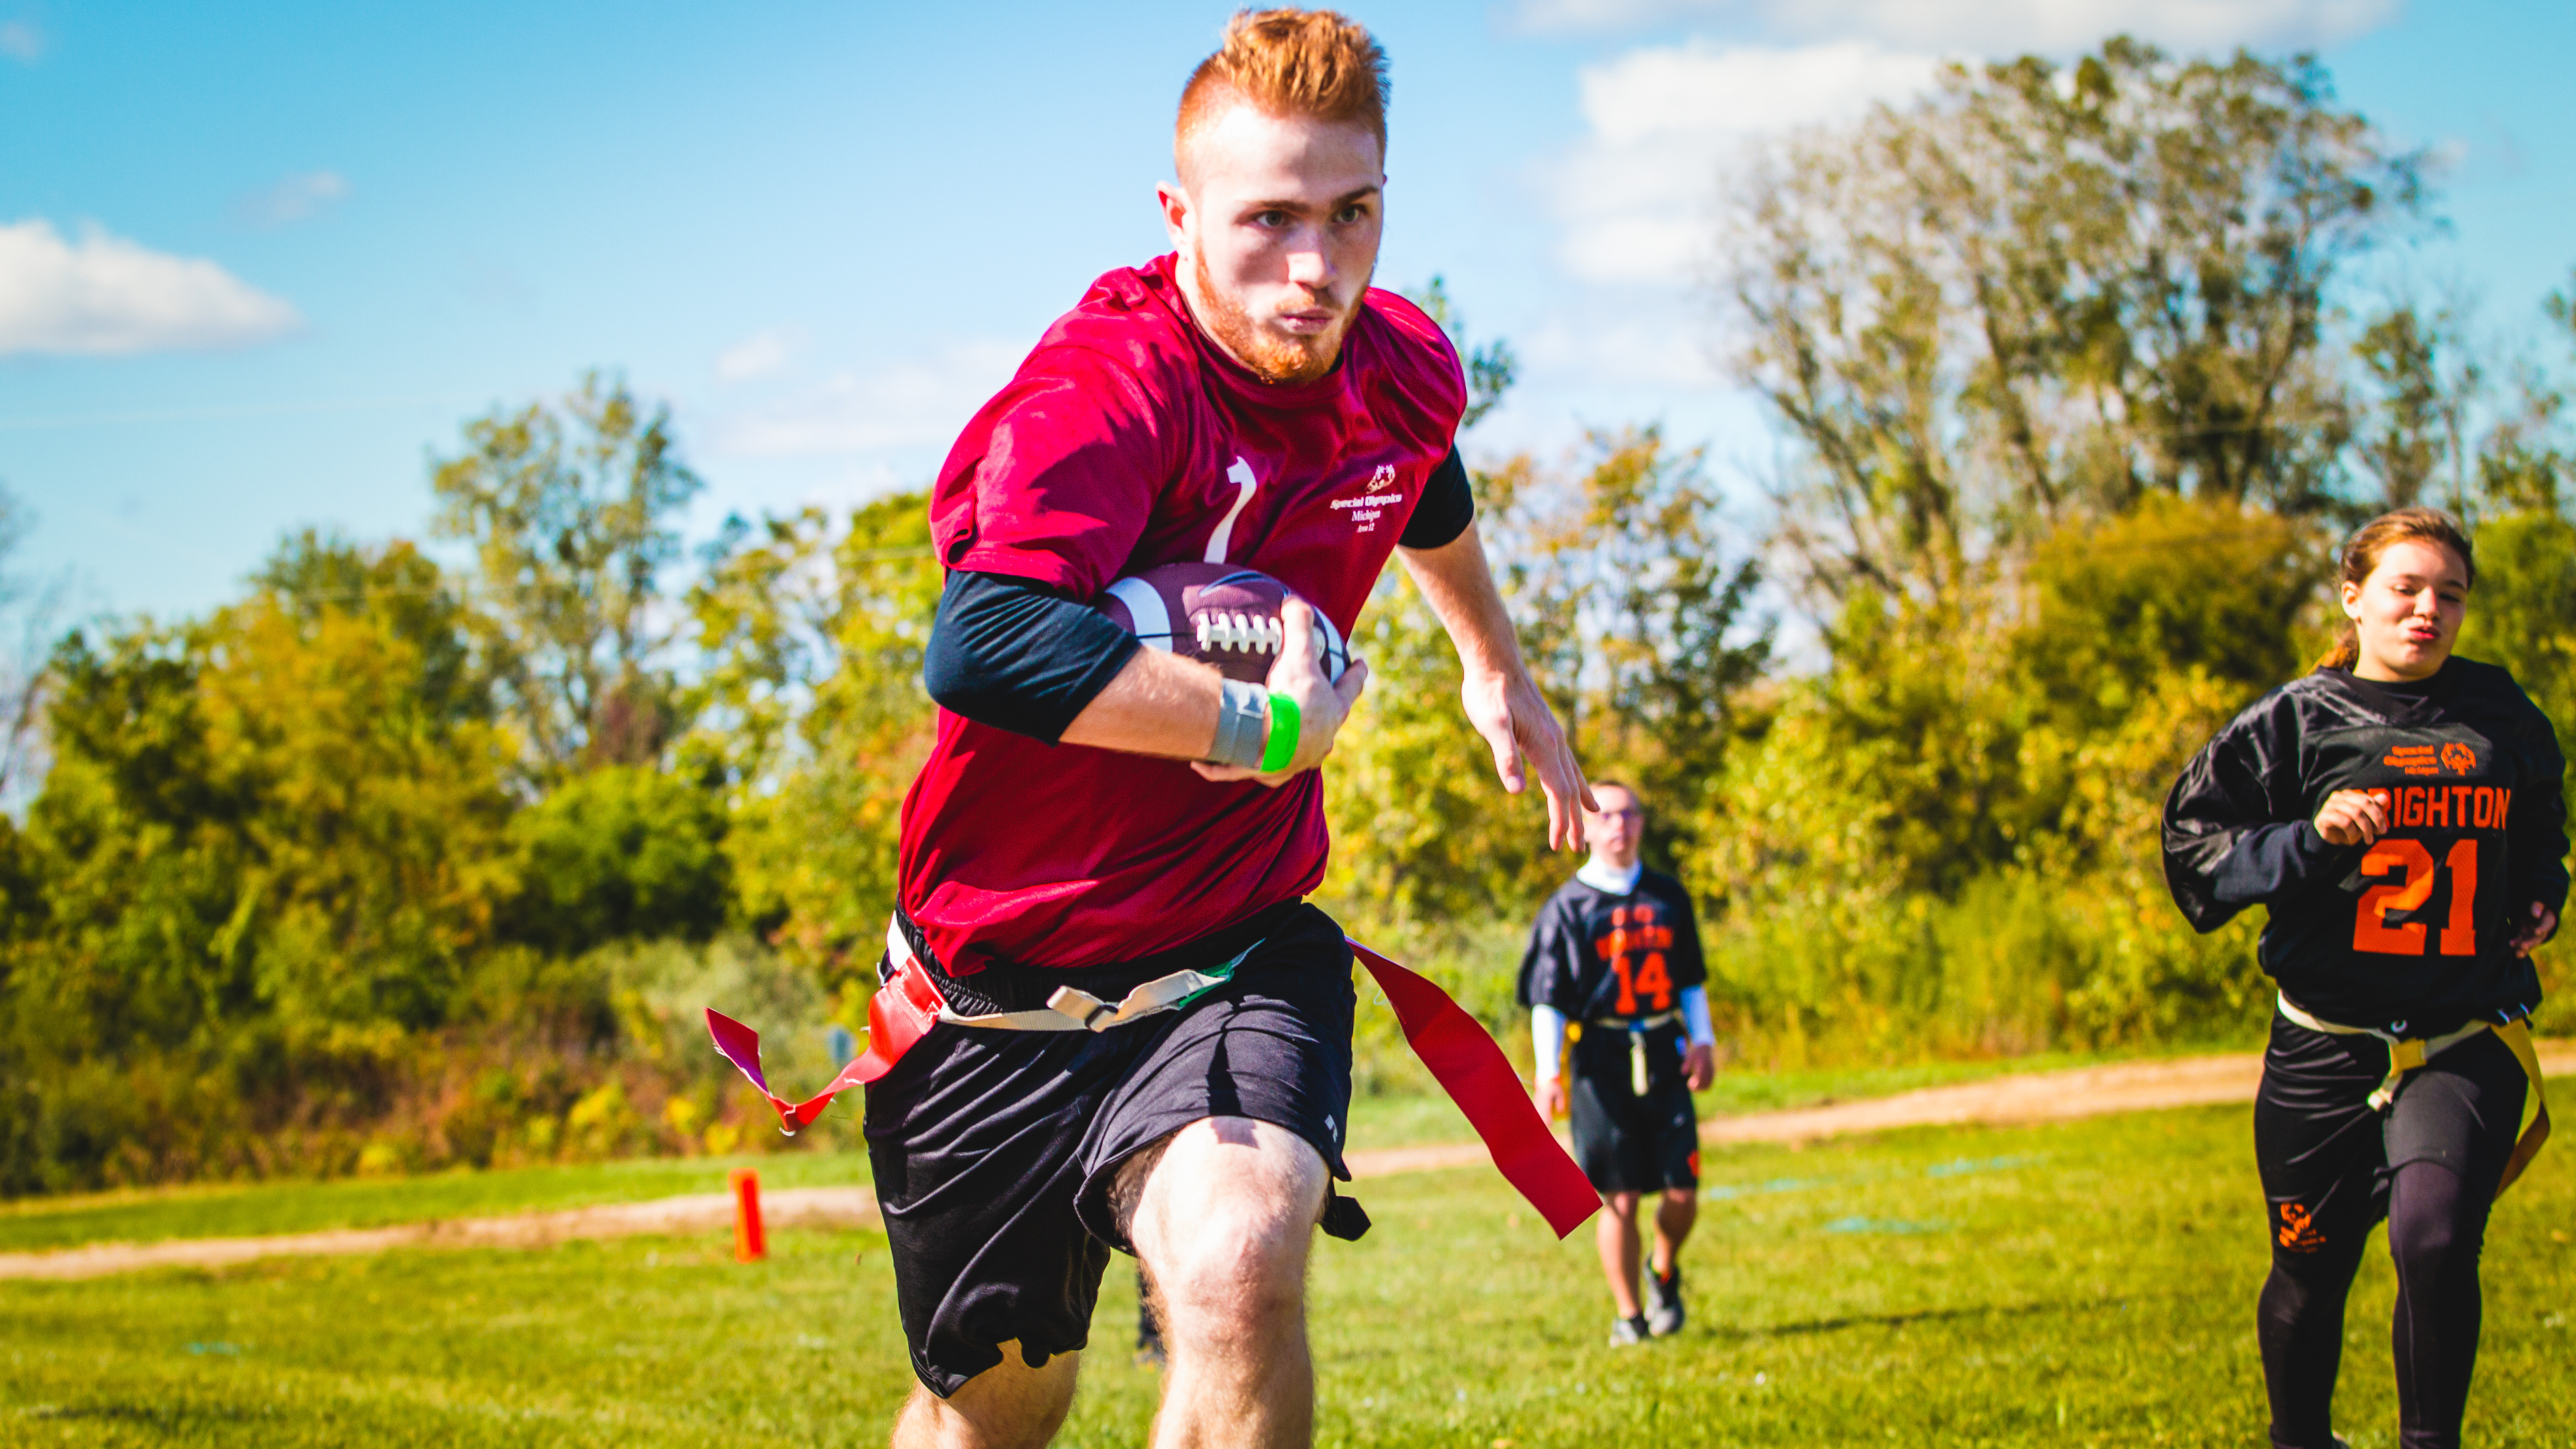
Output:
[705, 918, 1602, 1238]
[1581, 1010, 1681, 1096]
[2276, 992, 2552, 1195]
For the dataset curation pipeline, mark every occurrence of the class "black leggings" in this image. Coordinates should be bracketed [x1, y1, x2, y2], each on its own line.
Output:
[2253, 1017, 2528, 1449]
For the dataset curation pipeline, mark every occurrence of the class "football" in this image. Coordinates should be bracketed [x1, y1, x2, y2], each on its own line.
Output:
[1093, 562, 1350, 685]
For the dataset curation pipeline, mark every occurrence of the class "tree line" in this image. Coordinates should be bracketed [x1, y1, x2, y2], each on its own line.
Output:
[3, 37, 2572, 1194]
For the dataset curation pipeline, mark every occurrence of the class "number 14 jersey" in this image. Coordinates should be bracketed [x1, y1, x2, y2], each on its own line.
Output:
[1518, 867, 1709, 1023]
[2164, 659, 2568, 1037]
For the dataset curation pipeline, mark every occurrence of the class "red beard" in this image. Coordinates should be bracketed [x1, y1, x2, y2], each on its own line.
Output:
[1190, 250, 1357, 385]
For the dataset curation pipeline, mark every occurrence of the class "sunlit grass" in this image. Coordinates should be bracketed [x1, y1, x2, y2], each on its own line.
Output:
[0, 1055, 2160, 1254]
[6, 1103, 2570, 1446]
[0, 1152, 872, 1255]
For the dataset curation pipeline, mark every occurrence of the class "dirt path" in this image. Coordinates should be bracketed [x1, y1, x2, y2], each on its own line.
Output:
[1338, 1040, 2575, 1177]
[0, 1187, 880, 1282]
[9, 1041, 2566, 1280]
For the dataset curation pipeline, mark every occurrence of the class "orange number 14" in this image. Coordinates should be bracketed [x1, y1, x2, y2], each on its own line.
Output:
[1610, 953, 1674, 1014]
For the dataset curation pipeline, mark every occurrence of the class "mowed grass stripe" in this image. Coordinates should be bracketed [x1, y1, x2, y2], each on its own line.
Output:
[4, 1105, 2570, 1447]
[0, 1050, 2232, 1256]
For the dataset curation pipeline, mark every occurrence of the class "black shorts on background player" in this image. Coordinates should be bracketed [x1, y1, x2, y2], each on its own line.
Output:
[1568, 1021, 1699, 1192]
[864, 902, 1358, 1397]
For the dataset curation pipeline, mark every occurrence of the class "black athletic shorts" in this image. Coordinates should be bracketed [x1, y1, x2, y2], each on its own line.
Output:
[1568, 1020, 1699, 1195]
[2252, 1012, 2528, 1258]
[863, 900, 1357, 1397]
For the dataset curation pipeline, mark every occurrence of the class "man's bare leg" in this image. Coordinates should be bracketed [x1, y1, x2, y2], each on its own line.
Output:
[1650, 1189, 1697, 1278]
[1596, 1190, 1643, 1317]
[891, 1344, 1079, 1449]
[1124, 1117, 1327, 1449]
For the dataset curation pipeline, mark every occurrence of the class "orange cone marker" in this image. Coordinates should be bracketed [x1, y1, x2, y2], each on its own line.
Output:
[731, 1168, 766, 1263]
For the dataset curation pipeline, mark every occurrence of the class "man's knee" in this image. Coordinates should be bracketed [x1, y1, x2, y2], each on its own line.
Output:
[1131, 1118, 1325, 1331]
[893, 1350, 1078, 1449]
[1603, 1191, 1642, 1220]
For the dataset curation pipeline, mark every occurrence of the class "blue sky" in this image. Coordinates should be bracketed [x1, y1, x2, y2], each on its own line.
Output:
[2, 0, 2571, 620]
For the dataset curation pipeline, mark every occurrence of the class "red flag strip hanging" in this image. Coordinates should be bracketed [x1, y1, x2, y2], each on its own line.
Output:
[1341, 939, 1598, 1239]
[704, 944, 944, 1131]
[706, 937, 1599, 1239]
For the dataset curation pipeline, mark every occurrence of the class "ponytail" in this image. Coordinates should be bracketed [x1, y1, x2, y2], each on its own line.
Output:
[2311, 507, 2477, 674]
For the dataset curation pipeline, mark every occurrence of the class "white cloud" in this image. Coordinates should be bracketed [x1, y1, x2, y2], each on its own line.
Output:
[707, 341, 1022, 458]
[233, 171, 350, 228]
[1548, 40, 1941, 283]
[1583, 37, 1942, 143]
[1508, 0, 2402, 50]
[0, 20, 42, 63]
[715, 325, 806, 383]
[0, 219, 301, 356]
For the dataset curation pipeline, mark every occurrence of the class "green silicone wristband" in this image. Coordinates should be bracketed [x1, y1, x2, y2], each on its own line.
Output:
[1260, 692, 1302, 774]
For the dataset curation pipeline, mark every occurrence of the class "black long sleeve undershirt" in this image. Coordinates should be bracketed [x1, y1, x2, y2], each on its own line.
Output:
[922, 572, 1141, 743]
[922, 447, 1473, 741]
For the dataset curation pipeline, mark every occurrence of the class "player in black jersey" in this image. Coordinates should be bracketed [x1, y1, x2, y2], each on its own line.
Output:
[1519, 783, 1718, 1344]
[2165, 507, 2567, 1449]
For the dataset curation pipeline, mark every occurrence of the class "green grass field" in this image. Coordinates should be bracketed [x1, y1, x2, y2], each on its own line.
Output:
[0, 1054, 2135, 1256]
[6, 1101, 2571, 1447]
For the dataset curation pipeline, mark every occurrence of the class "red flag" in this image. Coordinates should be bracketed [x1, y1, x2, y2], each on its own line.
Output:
[705, 959, 939, 1134]
[1345, 939, 1599, 1239]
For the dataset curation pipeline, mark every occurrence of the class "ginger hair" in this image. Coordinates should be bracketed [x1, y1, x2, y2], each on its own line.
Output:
[1175, 9, 1389, 179]
[2314, 506, 2477, 672]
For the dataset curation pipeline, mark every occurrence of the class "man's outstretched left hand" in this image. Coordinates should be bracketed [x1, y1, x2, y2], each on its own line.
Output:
[1464, 666, 1595, 852]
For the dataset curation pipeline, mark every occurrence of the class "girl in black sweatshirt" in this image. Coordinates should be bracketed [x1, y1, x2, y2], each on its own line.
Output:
[2165, 507, 2566, 1449]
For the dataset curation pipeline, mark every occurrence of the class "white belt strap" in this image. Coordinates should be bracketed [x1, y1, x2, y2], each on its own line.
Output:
[2276, 993, 2495, 1111]
[1587, 1010, 1683, 1096]
[1591, 1010, 1682, 1032]
[886, 917, 1256, 1033]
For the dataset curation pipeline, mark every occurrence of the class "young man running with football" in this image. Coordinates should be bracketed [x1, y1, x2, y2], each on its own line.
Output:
[873, 12, 1591, 1448]
[1521, 782, 1717, 1344]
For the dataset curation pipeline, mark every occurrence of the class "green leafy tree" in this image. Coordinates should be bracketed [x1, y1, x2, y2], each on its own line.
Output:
[2351, 303, 2477, 511]
[1497, 428, 1770, 862]
[684, 494, 942, 982]
[431, 372, 704, 775]
[1723, 37, 2421, 604]
[1, 540, 520, 1189]
[507, 765, 729, 954]
[1324, 431, 1769, 930]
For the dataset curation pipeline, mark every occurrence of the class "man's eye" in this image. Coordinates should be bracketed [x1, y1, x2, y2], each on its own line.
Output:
[1334, 205, 1369, 225]
[1253, 210, 1291, 228]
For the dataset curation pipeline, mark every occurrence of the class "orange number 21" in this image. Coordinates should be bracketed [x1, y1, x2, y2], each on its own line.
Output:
[2353, 838, 2478, 957]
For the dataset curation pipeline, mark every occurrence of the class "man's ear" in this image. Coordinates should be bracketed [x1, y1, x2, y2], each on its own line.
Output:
[1157, 180, 1192, 252]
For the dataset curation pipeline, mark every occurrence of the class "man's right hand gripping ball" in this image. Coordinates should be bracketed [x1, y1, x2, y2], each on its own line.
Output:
[1193, 597, 1370, 786]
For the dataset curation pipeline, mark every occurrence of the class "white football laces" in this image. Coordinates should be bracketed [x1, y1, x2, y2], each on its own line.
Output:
[1194, 610, 1283, 655]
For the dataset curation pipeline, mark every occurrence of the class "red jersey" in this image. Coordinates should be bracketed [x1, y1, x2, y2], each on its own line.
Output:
[898, 253, 1467, 975]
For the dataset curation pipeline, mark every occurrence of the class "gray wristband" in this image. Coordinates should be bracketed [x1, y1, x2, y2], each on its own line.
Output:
[1205, 678, 1270, 769]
